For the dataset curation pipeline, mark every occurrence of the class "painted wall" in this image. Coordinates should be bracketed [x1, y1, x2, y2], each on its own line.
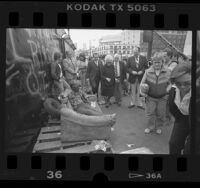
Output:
[5, 29, 64, 144]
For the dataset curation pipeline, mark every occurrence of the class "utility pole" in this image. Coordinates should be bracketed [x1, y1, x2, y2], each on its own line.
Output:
[147, 31, 153, 61]
[67, 29, 70, 36]
[143, 30, 153, 61]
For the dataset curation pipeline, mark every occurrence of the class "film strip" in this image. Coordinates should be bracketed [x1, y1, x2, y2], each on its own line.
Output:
[0, 1, 200, 182]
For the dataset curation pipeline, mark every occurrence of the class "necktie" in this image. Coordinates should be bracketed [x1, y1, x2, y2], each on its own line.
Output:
[58, 63, 63, 78]
[136, 56, 139, 68]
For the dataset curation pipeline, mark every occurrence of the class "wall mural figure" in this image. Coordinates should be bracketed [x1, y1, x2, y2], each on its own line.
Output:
[5, 29, 63, 145]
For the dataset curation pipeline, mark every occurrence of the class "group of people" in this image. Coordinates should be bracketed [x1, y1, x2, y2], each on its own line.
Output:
[50, 51, 107, 117]
[143, 49, 191, 154]
[50, 46, 192, 155]
[140, 48, 191, 154]
[86, 46, 148, 109]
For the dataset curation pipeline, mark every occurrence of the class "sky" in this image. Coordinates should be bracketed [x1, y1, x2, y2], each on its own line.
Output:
[65, 29, 192, 57]
[183, 31, 192, 57]
[66, 29, 122, 50]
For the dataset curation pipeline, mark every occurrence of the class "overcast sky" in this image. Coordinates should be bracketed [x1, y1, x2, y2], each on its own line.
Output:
[66, 29, 192, 56]
[67, 29, 122, 50]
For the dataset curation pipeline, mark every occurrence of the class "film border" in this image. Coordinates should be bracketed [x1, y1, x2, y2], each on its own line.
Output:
[0, 1, 199, 182]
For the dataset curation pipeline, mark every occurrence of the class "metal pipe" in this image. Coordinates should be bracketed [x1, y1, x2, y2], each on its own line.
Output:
[153, 31, 188, 59]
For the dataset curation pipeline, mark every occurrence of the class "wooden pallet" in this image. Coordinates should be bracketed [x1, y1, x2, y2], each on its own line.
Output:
[6, 128, 40, 152]
[33, 125, 113, 153]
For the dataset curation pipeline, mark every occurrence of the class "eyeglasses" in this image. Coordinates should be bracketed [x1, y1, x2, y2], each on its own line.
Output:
[175, 81, 191, 87]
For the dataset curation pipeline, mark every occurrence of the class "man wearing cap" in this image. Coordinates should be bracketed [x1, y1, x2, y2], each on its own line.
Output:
[127, 46, 148, 109]
[168, 61, 191, 154]
[140, 52, 171, 134]
[162, 49, 178, 126]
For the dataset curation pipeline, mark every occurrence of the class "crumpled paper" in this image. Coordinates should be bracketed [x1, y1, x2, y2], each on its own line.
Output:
[93, 140, 111, 152]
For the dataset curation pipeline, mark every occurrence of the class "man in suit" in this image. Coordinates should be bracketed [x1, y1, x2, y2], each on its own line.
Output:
[113, 53, 127, 106]
[86, 53, 101, 99]
[127, 46, 148, 109]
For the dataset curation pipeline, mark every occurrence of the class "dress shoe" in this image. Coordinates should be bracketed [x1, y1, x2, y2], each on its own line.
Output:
[128, 105, 135, 108]
[137, 105, 145, 110]
[156, 129, 162, 134]
[105, 103, 110, 108]
[144, 128, 154, 134]
[117, 103, 121, 107]
[105, 100, 112, 108]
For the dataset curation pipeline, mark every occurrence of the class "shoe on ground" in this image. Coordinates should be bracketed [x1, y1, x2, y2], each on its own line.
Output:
[111, 127, 115, 131]
[137, 105, 145, 110]
[105, 103, 110, 108]
[144, 128, 153, 134]
[128, 104, 135, 108]
[156, 129, 162, 134]
[116, 102, 121, 106]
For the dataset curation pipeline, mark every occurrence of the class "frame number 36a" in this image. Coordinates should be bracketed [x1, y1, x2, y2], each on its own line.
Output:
[47, 171, 63, 179]
[146, 173, 162, 179]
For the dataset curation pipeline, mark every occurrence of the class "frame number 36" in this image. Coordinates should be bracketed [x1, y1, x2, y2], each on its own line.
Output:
[47, 171, 63, 179]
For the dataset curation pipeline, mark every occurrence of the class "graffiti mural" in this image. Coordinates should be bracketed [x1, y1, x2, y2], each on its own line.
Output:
[5, 29, 64, 144]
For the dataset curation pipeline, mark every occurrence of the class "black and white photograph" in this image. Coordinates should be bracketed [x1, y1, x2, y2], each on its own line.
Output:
[5, 29, 192, 154]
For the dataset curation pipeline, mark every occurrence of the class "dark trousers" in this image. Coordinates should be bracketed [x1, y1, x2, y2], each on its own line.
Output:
[169, 121, 190, 154]
[114, 81, 122, 103]
[91, 80, 100, 96]
[105, 96, 112, 104]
